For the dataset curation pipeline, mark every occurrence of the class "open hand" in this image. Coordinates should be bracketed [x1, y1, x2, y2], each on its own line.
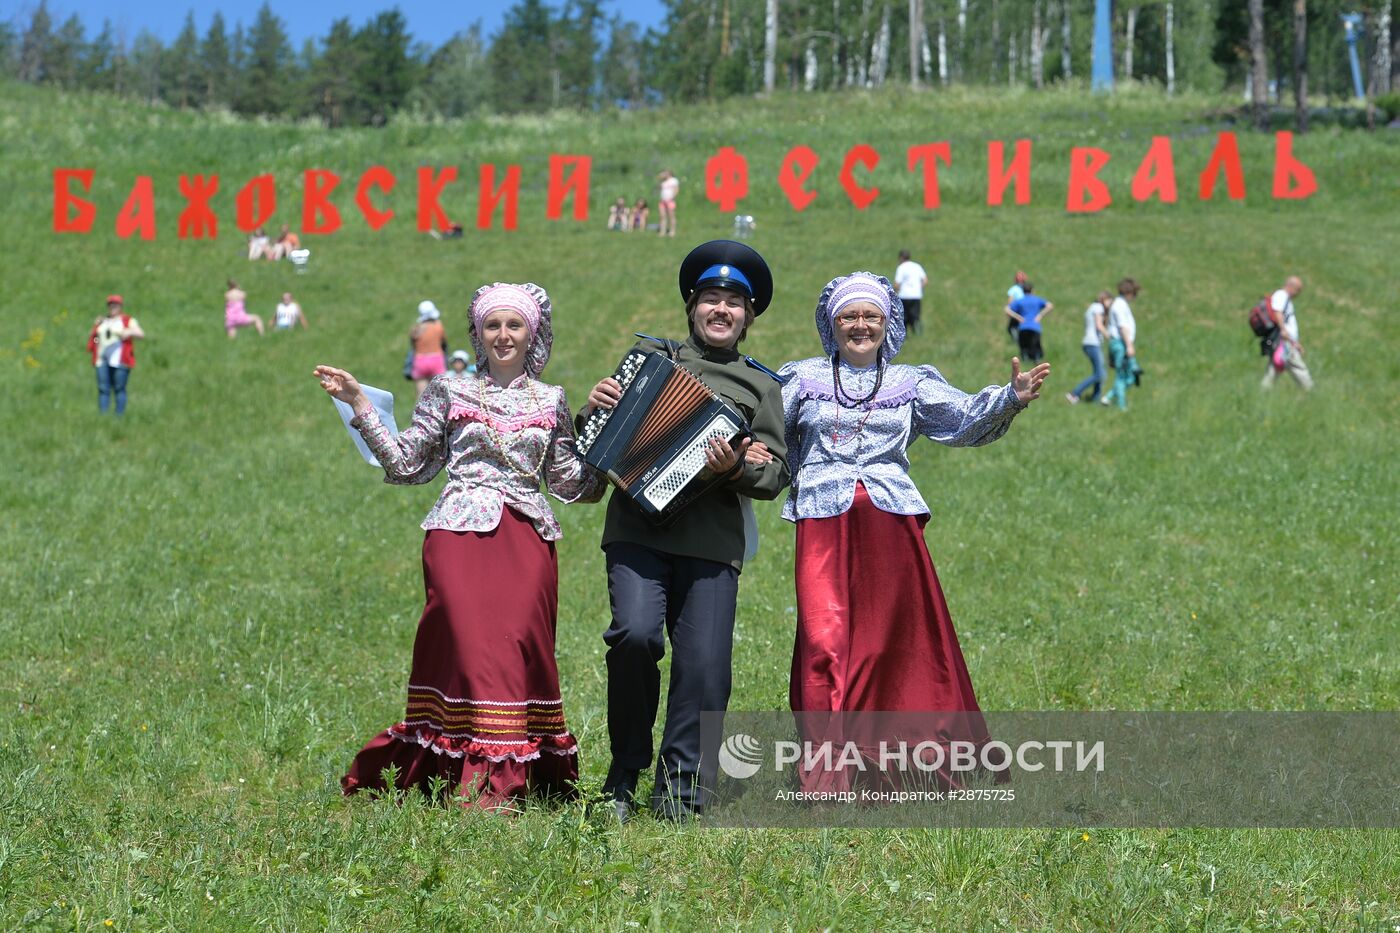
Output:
[1011, 357, 1050, 403]
[313, 365, 369, 413]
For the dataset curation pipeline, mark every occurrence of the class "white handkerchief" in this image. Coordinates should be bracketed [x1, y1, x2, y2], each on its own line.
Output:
[332, 384, 398, 466]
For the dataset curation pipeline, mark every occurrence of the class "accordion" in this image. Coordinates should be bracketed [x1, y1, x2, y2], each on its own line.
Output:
[578, 349, 750, 524]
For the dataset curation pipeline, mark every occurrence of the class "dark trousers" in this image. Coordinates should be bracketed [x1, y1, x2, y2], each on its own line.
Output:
[1017, 328, 1043, 363]
[96, 363, 130, 414]
[603, 542, 739, 812]
[902, 298, 922, 332]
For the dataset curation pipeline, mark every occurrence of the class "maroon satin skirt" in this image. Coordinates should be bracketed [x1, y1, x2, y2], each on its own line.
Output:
[791, 482, 994, 792]
[342, 509, 578, 809]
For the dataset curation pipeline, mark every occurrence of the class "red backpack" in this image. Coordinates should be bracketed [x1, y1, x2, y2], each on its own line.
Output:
[1248, 296, 1276, 337]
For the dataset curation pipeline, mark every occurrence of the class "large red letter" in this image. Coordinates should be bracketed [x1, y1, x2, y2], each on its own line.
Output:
[907, 142, 952, 210]
[236, 175, 276, 232]
[355, 166, 395, 231]
[777, 146, 819, 212]
[1272, 131, 1317, 200]
[416, 166, 456, 231]
[987, 139, 1033, 206]
[705, 146, 750, 212]
[546, 155, 591, 221]
[303, 169, 343, 234]
[839, 145, 880, 210]
[1131, 136, 1178, 203]
[1199, 132, 1246, 201]
[477, 164, 521, 230]
[178, 174, 219, 239]
[53, 168, 96, 233]
[115, 176, 156, 241]
[1066, 148, 1112, 213]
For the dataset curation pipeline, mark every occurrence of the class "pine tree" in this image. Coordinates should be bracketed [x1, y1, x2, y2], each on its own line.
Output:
[47, 14, 85, 88]
[309, 18, 362, 127]
[166, 11, 200, 107]
[19, 0, 54, 83]
[355, 10, 418, 125]
[200, 14, 232, 107]
[83, 21, 116, 90]
[412, 26, 489, 118]
[237, 4, 291, 115]
[489, 0, 555, 112]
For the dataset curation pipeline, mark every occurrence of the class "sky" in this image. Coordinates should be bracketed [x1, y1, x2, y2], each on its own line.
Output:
[12, 0, 667, 47]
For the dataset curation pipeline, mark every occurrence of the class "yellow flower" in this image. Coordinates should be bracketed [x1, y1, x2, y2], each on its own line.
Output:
[1081, 832, 1090, 842]
[1191, 613, 1197, 620]
[105, 921, 114, 927]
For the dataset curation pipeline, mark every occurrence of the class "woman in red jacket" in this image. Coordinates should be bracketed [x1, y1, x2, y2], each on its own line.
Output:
[87, 295, 145, 414]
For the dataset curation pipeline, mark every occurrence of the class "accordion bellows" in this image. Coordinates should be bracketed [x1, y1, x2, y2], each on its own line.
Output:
[578, 350, 750, 524]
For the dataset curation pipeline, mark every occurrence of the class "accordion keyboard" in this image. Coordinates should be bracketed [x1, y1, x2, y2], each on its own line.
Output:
[577, 351, 647, 456]
[643, 414, 741, 510]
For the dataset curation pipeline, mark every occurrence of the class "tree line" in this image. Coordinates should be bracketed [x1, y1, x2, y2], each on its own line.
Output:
[2, 0, 1396, 127]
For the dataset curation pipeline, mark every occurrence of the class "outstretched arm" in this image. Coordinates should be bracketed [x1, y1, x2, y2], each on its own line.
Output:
[315, 365, 448, 484]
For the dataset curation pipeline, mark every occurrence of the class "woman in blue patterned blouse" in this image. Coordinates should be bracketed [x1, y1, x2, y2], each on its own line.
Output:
[765, 271, 1049, 793]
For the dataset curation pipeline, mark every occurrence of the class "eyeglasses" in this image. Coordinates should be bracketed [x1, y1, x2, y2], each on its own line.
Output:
[835, 311, 886, 327]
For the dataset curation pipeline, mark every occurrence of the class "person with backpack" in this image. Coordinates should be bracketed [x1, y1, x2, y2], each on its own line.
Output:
[1259, 276, 1313, 391]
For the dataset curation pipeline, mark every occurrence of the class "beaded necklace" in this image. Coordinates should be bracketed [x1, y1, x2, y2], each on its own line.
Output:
[474, 372, 552, 480]
[830, 355, 884, 446]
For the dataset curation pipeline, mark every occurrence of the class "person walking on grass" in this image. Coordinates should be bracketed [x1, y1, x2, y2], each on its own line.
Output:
[1101, 278, 1141, 410]
[894, 249, 929, 335]
[318, 283, 605, 811]
[409, 300, 448, 398]
[1066, 291, 1111, 404]
[224, 279, 264, 339]
[1005, 282, 1052, 364]
[1261, 276, 1313, 391]
[580, 239, 789, 822]
[87, 294, 144, 415]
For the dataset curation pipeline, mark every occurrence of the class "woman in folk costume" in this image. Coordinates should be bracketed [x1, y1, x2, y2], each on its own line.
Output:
[314, 282, 605, 809]
[771, 272, 1048, 791]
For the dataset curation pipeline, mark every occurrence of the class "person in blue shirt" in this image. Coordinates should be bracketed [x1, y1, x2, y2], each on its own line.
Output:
[1006, 282, 1053, 364]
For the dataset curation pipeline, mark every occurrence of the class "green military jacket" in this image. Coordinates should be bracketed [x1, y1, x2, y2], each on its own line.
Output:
[592, 335, 790, 570]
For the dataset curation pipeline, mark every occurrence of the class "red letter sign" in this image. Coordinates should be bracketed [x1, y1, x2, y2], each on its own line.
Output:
[1131, 136, 1178, 203]
[477, 164, 521, 230]
[1066, 148, 1112, 213]
[236, 175, 276, 232]
[546, 155, 591, 221]
[115, 176, 156, 241]
[178, 174, 219, 239]
[839, 145, 880, 210]
[705, 146, 749, 212]
[777, 146, 819, 212]
[416, 166, 457, 231]
[303, 169, 343, 234]
[1272, 131, 1317, 200]
[907, 142, 952, 210]
[987, 139, 1033, 206]
[1199, 132, 1246, 201]
[355, 166, 395, 230]
[53, 168, 97, 233]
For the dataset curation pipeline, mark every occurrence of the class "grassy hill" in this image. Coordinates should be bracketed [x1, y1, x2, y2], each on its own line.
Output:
[2, 80, 1398, 928]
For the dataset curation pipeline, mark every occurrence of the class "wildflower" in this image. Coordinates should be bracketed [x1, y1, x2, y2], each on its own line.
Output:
[1191, 613, 1197, 620]
[1081, 832, 1090, 842]
[105, 921, 114, 927]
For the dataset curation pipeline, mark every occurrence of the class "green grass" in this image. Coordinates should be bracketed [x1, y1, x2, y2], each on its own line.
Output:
[2, 79, 1399, 929]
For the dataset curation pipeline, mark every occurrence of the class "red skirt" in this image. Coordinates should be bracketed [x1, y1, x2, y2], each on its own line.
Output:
[791, 482, 993, 792]
[342, 509, 578, 809]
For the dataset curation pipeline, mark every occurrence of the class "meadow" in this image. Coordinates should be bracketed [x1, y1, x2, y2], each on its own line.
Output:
[2, 80, 1399, 929]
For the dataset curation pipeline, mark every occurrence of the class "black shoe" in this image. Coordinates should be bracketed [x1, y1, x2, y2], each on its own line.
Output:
[603, 766, 641, 824]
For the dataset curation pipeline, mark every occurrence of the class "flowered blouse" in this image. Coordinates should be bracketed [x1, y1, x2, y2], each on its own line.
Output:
[351, 372, 605, 539]
[778, 357, 1026, 522]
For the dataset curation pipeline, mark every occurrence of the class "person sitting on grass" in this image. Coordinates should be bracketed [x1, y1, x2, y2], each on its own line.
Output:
[247, 228, 270, 261]
[607, 197, 630, 231]
[224, 279, 265, 339]
[630, 198, 649, 231]
[268, 225, 301, 261]
[274, 292, 307, 331]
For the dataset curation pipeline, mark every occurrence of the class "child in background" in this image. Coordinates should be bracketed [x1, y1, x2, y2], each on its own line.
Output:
[448, 349, 477, 378]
